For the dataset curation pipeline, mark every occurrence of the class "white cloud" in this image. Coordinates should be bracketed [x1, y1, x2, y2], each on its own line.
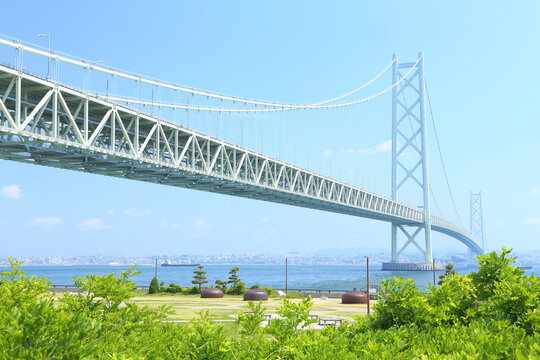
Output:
[191, 219, 216, 230]
[331, 140, 392, 157]
[260, 216, 271, 223]
[494, 221, 506, 227]
[523, 218, 540, 225]
[531, 188, 540, 197]
[322, 149, 333, 157]
[24, 217, 62, 228]
[158, 220, 168, 227]
[158, 220, 182, 229]
[355, 140, 392, 155]
[375, 140, 392, 152]
[78, 218, 107, 230]
[107, 209, 115, 216]
[125, 208, 151, 216]
[1, 184, 21, 199]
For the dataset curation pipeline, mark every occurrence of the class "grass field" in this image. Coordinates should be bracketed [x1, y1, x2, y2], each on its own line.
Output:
[129, 294, 370, 322]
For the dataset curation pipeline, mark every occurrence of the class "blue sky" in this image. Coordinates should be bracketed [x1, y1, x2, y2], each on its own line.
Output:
[0, 1, 539, 257]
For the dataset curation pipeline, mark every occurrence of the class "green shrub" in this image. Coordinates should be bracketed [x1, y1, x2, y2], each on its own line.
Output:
[148, 276, 159, 294]
[250, 284, 260, 289]
[162, 283, 184, 294]
[236, 301, 266, 335]
[470, 246, 524, 301]
[227, 281, 247, 295]
[429, 273, 477, 325]
[2, 249, 540, 359]
[370, 277, 432, 329]
[262, 286, 276, 296]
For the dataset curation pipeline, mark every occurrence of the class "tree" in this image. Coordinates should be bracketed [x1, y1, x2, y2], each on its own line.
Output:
[149, 277, 159, 294]
[192, 265, 208, 292]
[227, 267, 246, 295]
[215, 279, 228, 291]
[438, 263, 457, 285]
[228, 267, 241, 286]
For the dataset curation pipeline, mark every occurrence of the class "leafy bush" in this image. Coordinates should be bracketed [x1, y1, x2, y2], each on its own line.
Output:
[1, 248, 539, 359]
[250, 284, 260, 289]
[429, 273, 477, 325]
[148, 276, 159, 294]
[227, 282, 247, 295]
[470, 246, 524, 301]
[161, 283, 185, 294]
[262, 286, 277, 296]
[236, 301, 266, 335]
[370, 277, 433, 329]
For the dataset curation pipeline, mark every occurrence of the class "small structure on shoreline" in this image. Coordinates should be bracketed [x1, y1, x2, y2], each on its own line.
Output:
[341, 289, 368, 304]
[243, 288, 268, 301]
[201, 288, 224, 298]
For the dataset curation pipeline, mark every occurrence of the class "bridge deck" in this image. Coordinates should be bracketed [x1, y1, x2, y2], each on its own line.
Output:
[0, 64, 481, 253]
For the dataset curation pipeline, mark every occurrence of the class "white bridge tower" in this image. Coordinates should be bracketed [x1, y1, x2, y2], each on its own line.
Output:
[384, 52, 434, 269]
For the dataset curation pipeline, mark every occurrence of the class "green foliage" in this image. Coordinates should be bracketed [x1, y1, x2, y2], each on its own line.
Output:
[148, 276, 159, 294]
[161, 283, 186, 294]
[485, 274, 540, 327]
[227, 267, 240, 285]
[429, 273, 477, 325]
[226, 282, 246, 295]
[224, 266, 246, 295]
[470, 246, 524, 301]
[236, 301, 266, 335]
[192, 265, 208, 291]
[370, 277, 432, 329]
[262, 286, 277, 296]
[249, 284, 260, 289]
[1, 248, 539, 359]
[437, 263, 457, 285]
[214, 279, 228, 291]
[266, 296, 318, 341]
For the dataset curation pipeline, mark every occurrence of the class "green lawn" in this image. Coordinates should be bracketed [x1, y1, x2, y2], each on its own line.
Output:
[129, 294, 370, 321]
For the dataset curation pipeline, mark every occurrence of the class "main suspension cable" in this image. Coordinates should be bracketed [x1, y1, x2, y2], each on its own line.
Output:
[107, 57, 420, 113]
[425, 78, 464, 227]
[0, 34, 398, 110]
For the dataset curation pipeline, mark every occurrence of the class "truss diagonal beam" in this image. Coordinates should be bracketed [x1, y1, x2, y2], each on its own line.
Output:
[0, 64, 482, 255]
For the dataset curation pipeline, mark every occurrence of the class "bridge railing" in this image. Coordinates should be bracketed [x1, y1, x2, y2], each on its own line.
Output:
[0, 64, 426, 227]
[0, 64, 480, 251]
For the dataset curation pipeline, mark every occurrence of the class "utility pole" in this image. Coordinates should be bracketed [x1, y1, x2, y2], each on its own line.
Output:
[154, 258, 158, 279]
[365, 256, 370, 315]
[432, 259, 436, 286]
[285, 257, 288, 293]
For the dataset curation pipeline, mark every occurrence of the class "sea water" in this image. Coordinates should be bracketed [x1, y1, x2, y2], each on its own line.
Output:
[17, 264, 539, 292]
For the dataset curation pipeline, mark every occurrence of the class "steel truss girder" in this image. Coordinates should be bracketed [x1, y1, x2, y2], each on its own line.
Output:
[0, 64, 481, 253]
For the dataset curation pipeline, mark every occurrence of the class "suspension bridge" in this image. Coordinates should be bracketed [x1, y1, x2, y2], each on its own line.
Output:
[0, 36, 483, 268]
